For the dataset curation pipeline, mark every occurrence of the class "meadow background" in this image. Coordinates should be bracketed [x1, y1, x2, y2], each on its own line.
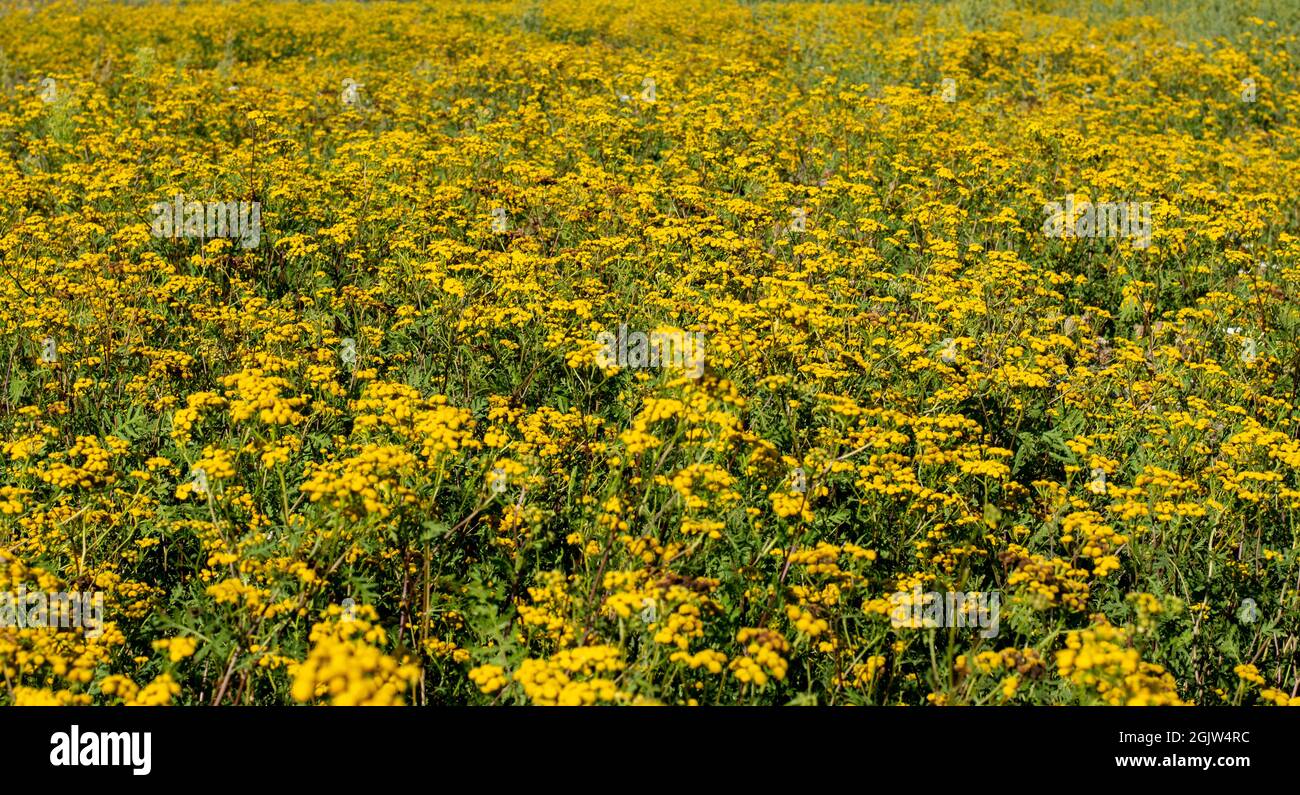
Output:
[1, 0, 1299, 705]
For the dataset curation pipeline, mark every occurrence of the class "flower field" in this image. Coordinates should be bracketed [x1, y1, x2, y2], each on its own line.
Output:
[2, 0, 1300, 706]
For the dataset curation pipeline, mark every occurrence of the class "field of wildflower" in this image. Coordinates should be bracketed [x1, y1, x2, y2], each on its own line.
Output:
[1, 0, 1299, 707]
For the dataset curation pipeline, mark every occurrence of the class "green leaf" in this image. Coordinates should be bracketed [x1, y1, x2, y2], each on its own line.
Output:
[421, 520, 450, 542]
